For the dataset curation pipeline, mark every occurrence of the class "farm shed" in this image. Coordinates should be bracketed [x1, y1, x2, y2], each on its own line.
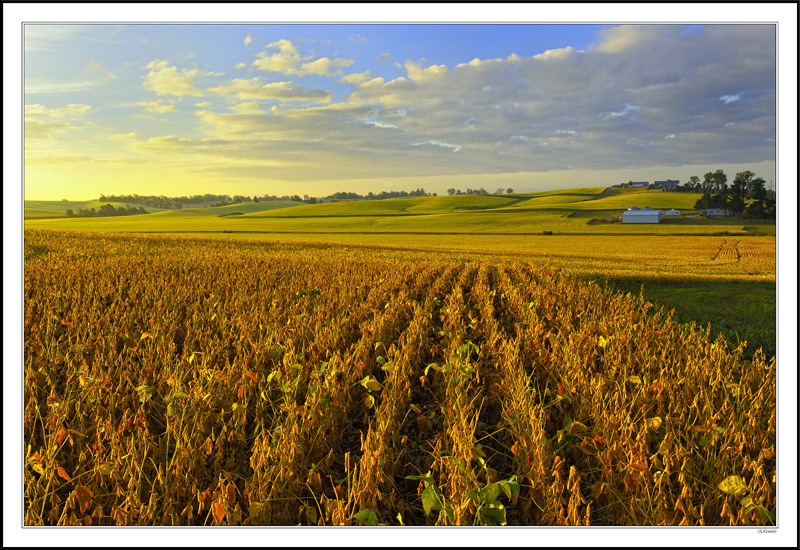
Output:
[700, 208, 729, 217]
[622, 206, 662, 224]
[628, 181, 649, 188]
[664, 209, 682, 216]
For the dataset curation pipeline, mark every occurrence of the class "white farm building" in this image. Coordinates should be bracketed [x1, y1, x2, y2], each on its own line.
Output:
[622, 206, 662, 224]
[664, 209, 682, 216]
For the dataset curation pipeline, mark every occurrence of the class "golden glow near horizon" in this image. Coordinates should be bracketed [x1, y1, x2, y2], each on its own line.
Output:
[23, 24, 777, 200]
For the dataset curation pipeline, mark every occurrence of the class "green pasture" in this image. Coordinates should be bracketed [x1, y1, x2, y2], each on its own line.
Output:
[24, 199, 168, 215]
[24, 186, 774, 237]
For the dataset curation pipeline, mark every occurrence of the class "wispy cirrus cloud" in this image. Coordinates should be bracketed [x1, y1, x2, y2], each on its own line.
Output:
[25, 59, 116, 94]
[207, 77, 332, 103]
[25, 103, 92, 140]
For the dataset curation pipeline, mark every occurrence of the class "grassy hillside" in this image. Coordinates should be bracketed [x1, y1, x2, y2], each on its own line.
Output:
[245, 195, 518, 218]
[24, 187, 774, 236]
[24, 199, 167, 219]
[192, 200, 302, 215]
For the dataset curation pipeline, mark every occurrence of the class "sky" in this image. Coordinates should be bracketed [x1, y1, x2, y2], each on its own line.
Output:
[22, 21, 779, 200]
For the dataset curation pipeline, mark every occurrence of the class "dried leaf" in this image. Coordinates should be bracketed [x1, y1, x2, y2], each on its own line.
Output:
[56, 427, 68, 444]
[74, 485, 93, 514]
[211, 502, 226, 525]
[569, 421, 588, 435]
[57, 467, 72, 482]
[623, 472, 637, 493]
[244, 371, 258, 384]
[647, 417, 663, 431]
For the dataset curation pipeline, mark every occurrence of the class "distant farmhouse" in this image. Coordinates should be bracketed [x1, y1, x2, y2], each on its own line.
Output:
[622, 206, 662, 224]
[653, 179, 680, 190]
[621, 179, 679, 190]
[664, 208, 682, 216]
[699, 205, 730, 217]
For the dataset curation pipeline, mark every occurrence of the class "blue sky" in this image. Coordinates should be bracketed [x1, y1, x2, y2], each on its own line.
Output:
[21, 21, 780, 199]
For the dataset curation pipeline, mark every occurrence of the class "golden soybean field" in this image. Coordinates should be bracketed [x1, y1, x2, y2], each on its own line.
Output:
[23, 229, 776, 526]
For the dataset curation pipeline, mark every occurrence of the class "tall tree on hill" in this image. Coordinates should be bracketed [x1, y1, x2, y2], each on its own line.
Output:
[712, 169, 728, 193]
[748, 176, 767, 200]
[729, 171, 753, 217]
[694, 192, 712, 210]
[702, 172, 714, 193]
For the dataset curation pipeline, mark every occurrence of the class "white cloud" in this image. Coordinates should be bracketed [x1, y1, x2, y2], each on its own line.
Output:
[208, 77, 332, 103]
[142, 59, 205, 97]
[413, 140, 462, 152]
[339, 71, 373, 85]
[404, 60, 449, 82]
[251, 39, 355, 76]
[298, 57, 355, 76]
[235, 62, 247, 70]
[340, 25, 775, 174]
[138, 99, 179, 113]
[228, 101, 263, 114]
[244, 34, 254, 47]
[720, 93, 743, 104]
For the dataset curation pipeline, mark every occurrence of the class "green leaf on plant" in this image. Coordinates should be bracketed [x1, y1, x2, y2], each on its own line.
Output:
[405, 473, 434, 482]
[498, 480, 521, 499]
[718, 475, 748, 495]
[421, 484, 441, 516]
[479, 505, 506, 526]
[353, 509, 378, 526]
[363, 378, 382, 392]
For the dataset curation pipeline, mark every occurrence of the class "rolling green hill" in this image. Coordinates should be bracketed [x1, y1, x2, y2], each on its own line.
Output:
[24, 187, 773, 236]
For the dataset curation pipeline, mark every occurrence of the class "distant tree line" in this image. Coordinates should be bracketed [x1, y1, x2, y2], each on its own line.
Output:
[447, 187, 513, 195]
[685, 170, 775, 221]
[66, 204, 148, 218]
[100, 194, 184, 210]
[96, 185, 514, 210]
[327, 188, 434, 201]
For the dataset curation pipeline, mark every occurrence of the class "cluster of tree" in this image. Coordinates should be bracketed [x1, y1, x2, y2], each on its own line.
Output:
[691, 170, 775, 221]
[96, 186, 517, 210]
[447, 187, 513, 196]
[100, 194, 183, 210]
[325, 189, 434, 201]
[66, 204, 149, 218]
[672, 170, 775, 198]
